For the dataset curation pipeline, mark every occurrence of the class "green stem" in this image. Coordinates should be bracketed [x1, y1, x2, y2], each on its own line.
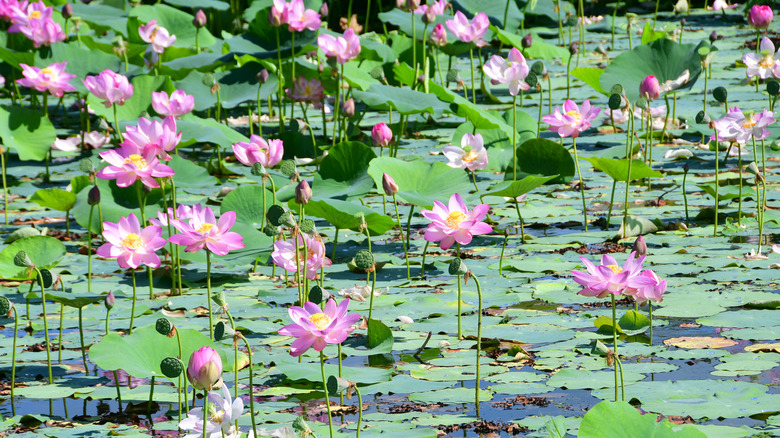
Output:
[320, 350, 334, 438]
[611, 294, 618, 402]
[606, 181, 616, 231]
[405, 205, 415, 252]
[738, 144, 743, 226]
[300, 104, 318, 169]
[355, 385, 363, 437]
[206, 250, 214, 339]
[10, 307, 18, 416]
[499, 232, 508, 276]
[1, 147, 8, 225]
[412, 11, 418, 85]
[572, 137, 588, 231]
[35, 269, 53, 384]
[469, 47, 476, 105]
[129, 269, 137, 334]
[392, 195, 410, 280]
[202, 389, 209, 438]
[79, 307, 87, 375]
[240, 334, 257, 438]
[275, 27, 285, 133]
[87, 205, 93, 292]
[113, 370, 123, 412]
[683, 168, 689, 227]
[624, 106, 635, 237]
[648, 302, 653, 346]
[420, 240, 430, 279]
[472, 274, 483, 418]
[147, 376, 155, 418]
[113, 103, 123, 143]
[512, 94, 518, 180]
[58, 304, 64, 363]
[714, 131, 720, 236]
[456, 243, 462, 339]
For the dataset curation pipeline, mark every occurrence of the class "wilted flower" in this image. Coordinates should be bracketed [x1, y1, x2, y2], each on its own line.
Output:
[97, 147, 175, 188]
[97, 214, 167, 269]
[445, 11, 489, 47]
[231, 135, 284, 168]
[482, 47, 530, 96]
[443, 133, 488, 172]
[543, 99, 601, 138]
[317, 29, 361, 64]
[742, 37, 780, 80]
[17, 62, 76, 97]
[421, 193, 492, 250]
[169, 207, 245, 256]
[186, 346, 223, 390]
[152, 90, 195, 117]
[271, 233, 331, 280]
[570, 252, 646, 298]
[277, 299, 361, 357]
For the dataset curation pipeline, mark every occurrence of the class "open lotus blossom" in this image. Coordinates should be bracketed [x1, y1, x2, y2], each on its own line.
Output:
[605, 105, 668, 130]
[179, 385, 243, 438]
[710, 108, 775, 145]
[17, 62, 76, 97]
[8, 0, 49, 32]
[19, 16, 64, 47]
[97, 147, 175, 188]
[277, 298, 361, 357]
[571, 252, 646, 298]
[625, 269, 666, 305]
[445, 11, 489, 47]
[338, 284, 387, 302]
[150, 203, 198, 228]
[232, 135, 284, 168]
[710, 0, 739, 10]
[0, 0, 27, 21]
[443, 133, 489, 172]
[421, 193, 492, 250]
[543, 99, 601, 138]
[271, 233, 332, 280]
[83, 70, 134, 108]
[52, 131, 111, 152]
[97, 214, 167, 269]
[152, 90, 195, 117]
[743, 37, 780, 80]
[138, 20, 177, 53]
[317, 29, 361, 64]
[430, 23, 447, 47]
[286, 76, 325, 106]
[121, 116, 182, 161]
[482, 47, 530, 96]
[285, 0, 321, 32]
[415, 0, 448, 14]
[169, 207, 245, 256]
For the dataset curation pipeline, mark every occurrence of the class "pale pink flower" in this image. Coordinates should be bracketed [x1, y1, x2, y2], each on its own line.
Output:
[372, 123, 393, 147]
[285, 0, 321, 32]
[430, 23, 447, 47]
[710, 0, 738, 10]
[151, 90, 195, 117]
[317, 29, 361, 64]
[710, 108, 775, 145]
[83, 69, 134, 108]
[138, 20, 177, 54]
[19, 17, 64, 47]
[277, 298, 361, 357]
[443, 133, 488, 172]
[286, 76, 325, 107]
[150, 204, 198, 228]
[482, 48, 530, 96]
[571, 252, 646, 298]
[445, 11, 489, 47]
[743, 37, 780, 80]
[421, 193, 492, 250]
[8, 0, 49, 32]
[178, 385, 242, 438]
[625, 269, 666, 305]
[271, 233, 332, 280]
[97, 147, 175, 188]
[268, 0, 287, 27]
[96, 214, 167, 269]
[231, 135, 284, 168]
[120, 116, 182, 161]
[414, 0, 448, 14]
[52, 131, 110, 152]
[169, 207, 245, 256]
[17, 62, 75, 97]
[542, 99, 601, 138]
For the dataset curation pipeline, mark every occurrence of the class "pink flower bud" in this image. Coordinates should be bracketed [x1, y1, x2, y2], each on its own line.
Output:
[430, 23, 447, 47]
[340, 98, 355, 118]
[295, 180, 312, 205]
[372, 122, 393, 148]
[320, 2, 329, 17]
[633, 235, 647, 257]
[104, 291, 115, 310]
[382, 173, 398, 196]
[193, 9, 207, 28]
[748, 5, 773, 29]
[186, 346, 222, 390]
[257, 69, 269, 83]
[639, 75, 660, 101]
[422, 6, 436, 24]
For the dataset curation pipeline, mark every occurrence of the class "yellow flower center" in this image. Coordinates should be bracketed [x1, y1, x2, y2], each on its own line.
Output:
[759, 54, 775, 69]
[462, 150, 479, 163]
[211, 409, 225, 424]
[309, 313, 332, 331]
[446, 211, 467, 229]
[124, 154, 147, 169]
[197, 223, 214, 234]
[304, 85, 311, 95]
[605, 264, 622, 274]
[149, 28, 157, 42]
[743, 117, 757, 129]
[40, 68, 52, 75]
[121, 233, 143, 250]
[29, 10, 41, 19]
[566, 110, 583, 124]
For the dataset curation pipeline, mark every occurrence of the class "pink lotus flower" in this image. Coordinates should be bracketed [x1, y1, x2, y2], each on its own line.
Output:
[748, 4, 773, 29]
[83, 69, 134, 108]
[19, 17, 64, 47]
[151, 90, 195, 117]
[186, 346, 223, 390]
[372, 123, 393, 148]
[52, 131, 110, 152]
[97, 147, 175, 188]
[0, 0, 27, 22]
[414, 0, 448, 14]
[8, 0, 49, 32]
[710, 108, 775, 145]
[317, 29, 361, 64]
[269, 0, 286, 26]
[625, 269, 666, 305]
[542, 99, 601, 138]
[271, 233, 332, 280]
[443, 133, 488, 172]
[150, 204, 198, 228]
[571, 252, 646, 298]
[17, 62, 75, 97]
[286, 76, 325, 107]
[482, 48, 530, 96]
[96, 214, 167, 269]
[120, 116, 182, 161]
[710, 0, 739, 11]
[285, 0, 321, 32]
[445, 11, 489, 47]
[639, 75, 660, 101]
[138, 20, 177, 54]
[231, 135, 284, 168]
[743, 37, 780, 80]
[277, 298, 361, 357]
[421, 193, 492, 250]
[169, 207, 245, 256]
[430, 23, 448, 47]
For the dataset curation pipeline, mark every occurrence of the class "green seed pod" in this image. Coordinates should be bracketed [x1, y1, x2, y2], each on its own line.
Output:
[309, 285, 325, 304]
[266, 205, 286, 227]
[13, 251, 31, 268]
[609, 84, 623, 96]
[0, 296, 11, 316]
[155, 318, 172, 336]
[530, 61, 545, 75]
[635, 97, 648, 110]
[608, 94, 622, 110]
[446, 69, 460, 83]
[695, 111, 709, 124]
[263, 223, 279, 237]
[280, 160, 297, 177]
[201, 72, 216, 87]
[299, 218, 315, 233]
[250, 162, 265, 176]
[712, 86, 727, 103]
[326, 375, 351, 395]
[38, 269, 54, 288]
[160, 357, 184, 379]
[525, 72, 538, 88]
[370, 65, 385, 81]
[767, 79, 779, 96]
[448, 258, 468, 276]
[78, 158, 94, 174]
[279, 211, 297, 227]
[354, 249, 374, 271]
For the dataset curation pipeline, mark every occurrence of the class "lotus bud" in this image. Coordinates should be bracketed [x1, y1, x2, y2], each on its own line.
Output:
[320, 2, 329, 17]
[430, 23, 447, 47]
[62, 3, 73, 19]
[88, 186, 100, 206]
[0, 296, 11, 316]
[300, 218, 315, 233]
[257, 69, 269, 84]
[193, 9, 207, 28]
[712, 86, 727, 103]
[186, 346, 223, 390]
[633, 236, 647, 257]
[354, 249, 374, 271]
[104, 291, 115, 310]
[422, 6, 435, 24]
[417, 73, 427, 84]
[13, 251, 32, 268]
[405, 0, 421, 11]
[521, 33, 533, 48]
[295, 180, 312, 205]
[266, 205, 286, 227]
[79, 158, 94, 174]
[639, 75, 660, 101]
[448, 258, 468, 276]
[709, 31, 718, 43]
[683, 162, 690, 173]
[160, 357, 184, 379]
[156, 318, 173, 336]
[269, 4, 284, 26]
[748, 5, 773, 29]
[680, 18, 686, 26]
[382, 173, 398, 196]
[340, 98, 355, 118]
[767, 79, 779, 96]
[569, 42, 579, 55]
[372, 122, 393, 148]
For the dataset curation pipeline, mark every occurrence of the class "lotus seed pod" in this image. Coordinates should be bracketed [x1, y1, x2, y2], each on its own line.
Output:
[521, 33, 533, 48]
[201, 73, 216, 87]
[609, 84, 623, 96]
[280, 160, 297, 177]
[292, 417, 312, 434]
[266, 205, 286, 227]
[88, 186, 101, 206]
[382, 173, 399, 196]
[633, 235, 647, 257]
[156, 318, 172, 336]
[747, 162, 760, 176]
[326, 375, 352, 395]
[591, 339, 610, 357]
[263, 223, 278, 237]
[104, 291, 115, 310]
[354, 249, 374, 271]
[13, 251, 31, 268]
[530, 61, 545, 75]
[446, 69, 460, 83]
[712, 86, 727, 103]
[279, 211, 297, 227]
[635, 97, 648, 109]
[695, 110, 710, 124]
[767, 79, 779, 96]
[78, 158, 94, 174]
[525, 72, 538, 88]
[251, 162, 265, 176]
[0, 296, 11, 316]
[300, 218, 315, 233]
[608, 94, 622, 110]
[38, 269, 54, 288]
[212, 291, 226, 307]
[309, 285, 325, 304]
[295, 180, 312, 205]
[214, 321, 226, 341]
[448, 258, 468, 276]
[160, 357, 184, 379]
[370, 66, 385, 81]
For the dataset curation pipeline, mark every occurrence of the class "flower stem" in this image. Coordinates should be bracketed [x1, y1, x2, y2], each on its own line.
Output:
[320, 350, 334, 438]
[472, 273, 483, 418]
[682, 166, 689, 228]
[571, 137, 588, 231]
[113, 103, 123, 143]
[129, 269, 137, 334]
[611, 294, 619, 402]
[10, 306, 17, 416]
[87, 204, 93, 292]
[512, 94, 518, 181]
[1, 147, 8, 225]
[456, 243, 463, 339]
[623, 106, 635, 237]
[392, 194, 410, 280]
[79, 307, 88, 375]
[202, 389, 209, 438]
[113, 370, 123, 412]
[469, 47, 476, 105]
[714, 131, 719, 236]
[606, 180, 616, 231]
[648, 302, 654, 346]
[738, 144, 743, 226]
[275, 27, 285, 133]
[206, 250, 214, 340]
